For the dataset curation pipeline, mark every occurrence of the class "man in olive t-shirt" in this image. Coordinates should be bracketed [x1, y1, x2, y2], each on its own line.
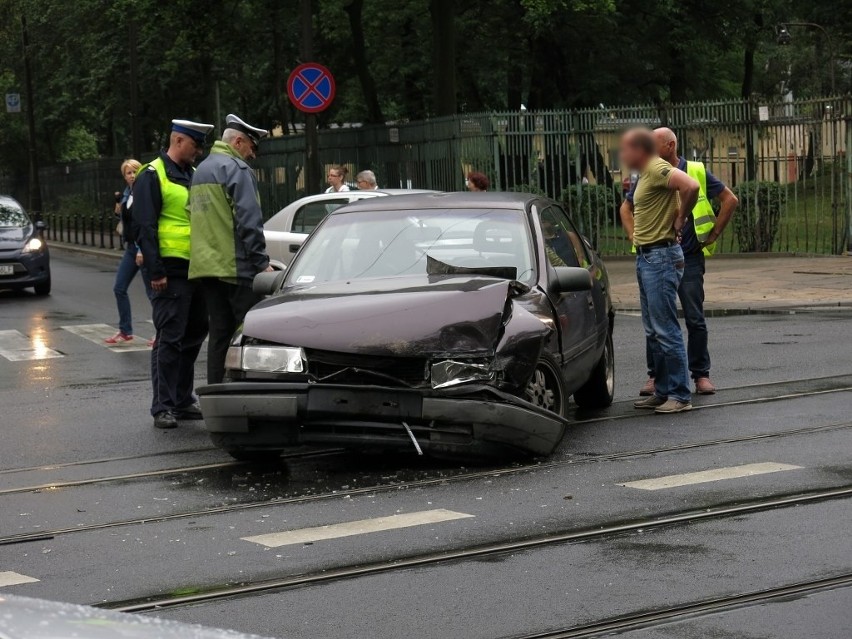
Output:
[618, 128, 700, 414]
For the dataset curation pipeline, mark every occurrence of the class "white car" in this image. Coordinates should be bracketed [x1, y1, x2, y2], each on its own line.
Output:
[263, 189, 437, 268]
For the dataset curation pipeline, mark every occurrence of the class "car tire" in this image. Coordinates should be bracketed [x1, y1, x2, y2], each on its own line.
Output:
[524, 353, 567, 417]
[33, 276, 51, 296]
[573, 331, 615, 409]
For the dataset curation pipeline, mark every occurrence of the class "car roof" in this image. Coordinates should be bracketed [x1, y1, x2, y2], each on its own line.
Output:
[0, 195, 24, 209]
[332, 191, 540, 213]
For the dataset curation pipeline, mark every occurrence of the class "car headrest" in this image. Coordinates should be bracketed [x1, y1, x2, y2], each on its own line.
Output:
[473, 221, 519, 254]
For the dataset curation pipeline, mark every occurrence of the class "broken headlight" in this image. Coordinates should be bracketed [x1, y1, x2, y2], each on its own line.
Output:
[431, 359, 494, 389]
[225, 345, 306, 373]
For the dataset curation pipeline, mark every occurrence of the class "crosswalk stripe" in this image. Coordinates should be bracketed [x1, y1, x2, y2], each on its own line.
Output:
[61, 324, 151, 352]
[0, 571, 39, 587]
[0, 330, 63, 361]
[243, 509, 475, 548]
[619, 462, 803, 491]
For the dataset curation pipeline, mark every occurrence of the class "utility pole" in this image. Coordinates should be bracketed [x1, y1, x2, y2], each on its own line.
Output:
[128, 15, 142, 158]
[300, 0, 321, 194]
[20, 15, 42, 214]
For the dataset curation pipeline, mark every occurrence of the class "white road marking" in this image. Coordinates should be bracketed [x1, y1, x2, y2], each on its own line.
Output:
[0, 330, 63, 361]
[243, 509, 474, 548]
[0, 571, 39, 587]
[620, 462, 803, 491]
[61, 324, 151, 352]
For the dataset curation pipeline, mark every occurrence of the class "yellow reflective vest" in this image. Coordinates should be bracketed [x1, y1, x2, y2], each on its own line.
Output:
[139, 157, 191, 261]
[685, 161, 717, 256]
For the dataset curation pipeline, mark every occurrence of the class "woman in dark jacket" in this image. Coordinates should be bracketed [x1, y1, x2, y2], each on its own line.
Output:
[106, 159, 153, 344]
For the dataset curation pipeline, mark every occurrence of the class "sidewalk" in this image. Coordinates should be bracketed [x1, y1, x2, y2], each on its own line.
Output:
[51, 242, 852, 311]
[608, 255, 852, 311]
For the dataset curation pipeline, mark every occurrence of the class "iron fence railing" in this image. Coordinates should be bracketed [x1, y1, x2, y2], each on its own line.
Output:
[24, 96, 852, 256]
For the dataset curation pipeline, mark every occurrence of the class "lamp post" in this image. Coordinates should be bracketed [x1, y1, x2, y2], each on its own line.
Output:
[776, 23, 836, 95]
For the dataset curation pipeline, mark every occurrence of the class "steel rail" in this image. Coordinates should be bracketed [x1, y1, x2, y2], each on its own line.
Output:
[99, 486, 852, 613]
[3, 382, 851, 496]
[1, 420, 850, 547]
[514, 573, 852, 638]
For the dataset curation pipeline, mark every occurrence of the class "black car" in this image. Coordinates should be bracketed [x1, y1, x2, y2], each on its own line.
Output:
[198, 192, 614, 460]
[0, 196, 50, 295]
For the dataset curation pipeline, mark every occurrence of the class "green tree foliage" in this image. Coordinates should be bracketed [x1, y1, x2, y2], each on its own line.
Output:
[0, 0, 847, 175]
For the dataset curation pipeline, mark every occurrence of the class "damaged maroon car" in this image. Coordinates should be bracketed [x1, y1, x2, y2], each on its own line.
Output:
[197, 192, 614, 460]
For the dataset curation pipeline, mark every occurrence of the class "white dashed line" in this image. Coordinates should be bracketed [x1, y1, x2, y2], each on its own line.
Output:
[0, 571, 39, 587]
[61, 324, 151, 352]
[619, 462, 803, 491]
[0, 330, 63, 361]
[243, 509, 474, 548]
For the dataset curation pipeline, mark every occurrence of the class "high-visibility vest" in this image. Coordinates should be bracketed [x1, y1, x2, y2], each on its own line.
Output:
[139, 157, 191, 260]
[685, 160, 717, 257]
[630, 160, 717, 256]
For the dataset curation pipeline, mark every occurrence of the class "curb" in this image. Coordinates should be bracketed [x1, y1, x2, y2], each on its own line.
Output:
[50, 242, 123, 261]
[615, 304, 852, 317]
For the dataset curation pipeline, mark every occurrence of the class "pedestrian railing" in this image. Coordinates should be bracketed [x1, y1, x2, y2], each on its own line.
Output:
[23, 96, 852, 256]
[42, 211, 122, 251]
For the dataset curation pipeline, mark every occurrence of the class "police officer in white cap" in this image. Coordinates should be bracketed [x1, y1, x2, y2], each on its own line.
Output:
[188, 114, 271, 384]
[134, 118, 214, 429]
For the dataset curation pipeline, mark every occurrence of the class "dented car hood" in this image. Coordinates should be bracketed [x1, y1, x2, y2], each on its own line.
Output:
[244, 275, 514, 356]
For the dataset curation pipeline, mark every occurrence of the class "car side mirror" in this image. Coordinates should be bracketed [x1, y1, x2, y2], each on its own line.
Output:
[551, 266, 592, 294]
[35, 220, 48, 232]
[253, 270, 286, 296]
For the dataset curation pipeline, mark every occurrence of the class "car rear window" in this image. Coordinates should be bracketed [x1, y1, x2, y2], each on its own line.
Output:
[0, 202, 29, 228]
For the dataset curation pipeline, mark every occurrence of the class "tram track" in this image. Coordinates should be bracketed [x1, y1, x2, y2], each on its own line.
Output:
[97, 485, 852, 613]
[512, 573, 852, 638]
[3, 378, 851, 497]
[1, 418, 850, 547]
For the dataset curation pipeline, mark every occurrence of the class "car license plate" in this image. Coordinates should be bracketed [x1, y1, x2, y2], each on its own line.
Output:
[0, 265, 13, 276]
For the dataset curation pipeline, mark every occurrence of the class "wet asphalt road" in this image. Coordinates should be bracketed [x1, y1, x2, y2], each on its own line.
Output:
[0, 251, 850, 638]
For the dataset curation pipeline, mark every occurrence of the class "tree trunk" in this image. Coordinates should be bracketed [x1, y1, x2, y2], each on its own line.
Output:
[741, 13, 763, 98]
[429, 0, 456, 116]
[343, 0, 385, 123]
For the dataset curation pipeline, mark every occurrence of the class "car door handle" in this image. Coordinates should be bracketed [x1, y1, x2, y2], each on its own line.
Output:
[289, 244, 301, 253]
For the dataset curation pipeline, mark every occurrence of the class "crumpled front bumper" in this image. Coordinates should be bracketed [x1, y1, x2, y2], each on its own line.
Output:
[196, 382, 567, 458]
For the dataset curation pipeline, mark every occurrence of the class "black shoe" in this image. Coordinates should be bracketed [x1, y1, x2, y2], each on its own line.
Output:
[175, 402, 203, 420]
[154, 411, 178, 429]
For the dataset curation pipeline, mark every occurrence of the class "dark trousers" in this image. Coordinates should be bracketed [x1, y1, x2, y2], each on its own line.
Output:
[646, 252, 710, 380]
[150, 275, 208, 415]
[200, 278, 260, 384]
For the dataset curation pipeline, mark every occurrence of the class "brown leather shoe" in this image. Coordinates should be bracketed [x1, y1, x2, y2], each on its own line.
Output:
[634, 395, 666, 410]
[655, 399, 693, 414]
[639, 377, 655, 396]
[695, 377, 716, 395]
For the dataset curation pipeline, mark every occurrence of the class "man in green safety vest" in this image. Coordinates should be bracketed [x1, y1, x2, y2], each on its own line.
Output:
[620, 127, 739, 397]
[134, 119, 214, 430]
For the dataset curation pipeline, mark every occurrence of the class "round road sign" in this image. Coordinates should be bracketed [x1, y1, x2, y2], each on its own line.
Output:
[287, 63, 336, 114]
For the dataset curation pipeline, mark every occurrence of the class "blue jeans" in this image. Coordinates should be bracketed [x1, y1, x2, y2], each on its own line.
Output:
[113, 243, 153, 335]
[637, 245, 691, 403]
[645, 252, 709, 380]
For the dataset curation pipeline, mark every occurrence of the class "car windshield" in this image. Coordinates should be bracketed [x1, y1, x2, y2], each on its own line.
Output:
[0, 202, 29, 228]
[287, 208, 535, 285]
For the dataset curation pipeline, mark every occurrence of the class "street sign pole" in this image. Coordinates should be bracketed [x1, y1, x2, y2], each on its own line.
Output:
[300, 0, 320, 195]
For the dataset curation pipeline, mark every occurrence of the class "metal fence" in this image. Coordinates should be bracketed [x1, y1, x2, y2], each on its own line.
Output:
[34, 96, 852, 255]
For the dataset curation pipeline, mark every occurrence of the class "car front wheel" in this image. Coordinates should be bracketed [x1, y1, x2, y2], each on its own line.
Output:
[573, 331, 615, 409]
[33, 275, 51, 296]
[524, 354, 567, 417]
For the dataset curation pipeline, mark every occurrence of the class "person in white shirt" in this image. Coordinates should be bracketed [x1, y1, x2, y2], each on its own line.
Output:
[325, 165, 350, 193]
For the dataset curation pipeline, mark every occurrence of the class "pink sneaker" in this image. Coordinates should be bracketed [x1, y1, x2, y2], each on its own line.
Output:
[105, 332, 133, 344]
